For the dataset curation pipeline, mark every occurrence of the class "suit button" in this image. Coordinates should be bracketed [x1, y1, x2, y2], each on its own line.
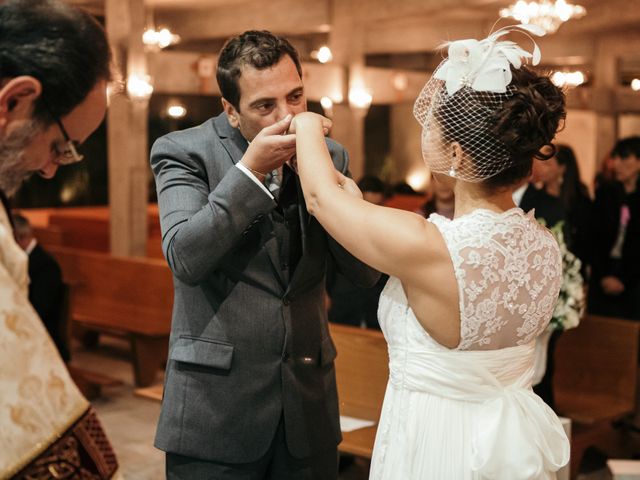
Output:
[283, 297, 290, 306]
[281, 262, 288, 270]
[282, 352, 290, 361]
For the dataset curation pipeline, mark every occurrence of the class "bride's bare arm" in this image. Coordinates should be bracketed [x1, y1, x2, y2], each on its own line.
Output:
[292, 112, 438, 280]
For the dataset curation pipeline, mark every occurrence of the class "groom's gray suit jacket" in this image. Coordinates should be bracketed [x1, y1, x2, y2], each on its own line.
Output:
[151, 113, 379, 463]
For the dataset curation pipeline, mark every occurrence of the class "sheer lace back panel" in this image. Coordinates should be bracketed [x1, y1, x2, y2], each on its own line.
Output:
[429, 208, 562, 351]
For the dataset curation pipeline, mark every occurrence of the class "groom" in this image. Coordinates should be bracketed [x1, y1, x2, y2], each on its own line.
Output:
[151, 30, 380, 479]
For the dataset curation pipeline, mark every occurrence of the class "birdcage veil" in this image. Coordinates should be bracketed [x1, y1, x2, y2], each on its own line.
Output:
[414, 24, 545, 182]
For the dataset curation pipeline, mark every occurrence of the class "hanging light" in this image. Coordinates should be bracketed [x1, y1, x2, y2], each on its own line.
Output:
[500, 0, 586, 35]
[348, 87, 372, 112]
[551, 70, 586, 88]
[167, 103, 187, 119]
[406, 170, 429, 191]
[320, 96, 333, 118]
[311, 46, 333, 64]
[143, 27, 180, 50]
[320, 96, 334, 110]
[127, 74, 153, 101]
[392, 73, 409, 91]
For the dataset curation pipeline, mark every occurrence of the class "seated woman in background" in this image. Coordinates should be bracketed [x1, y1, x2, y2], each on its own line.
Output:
[418, 173, 455, 220]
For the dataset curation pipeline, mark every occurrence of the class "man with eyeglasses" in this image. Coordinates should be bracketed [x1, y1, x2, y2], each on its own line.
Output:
[0, 0, 119, 478]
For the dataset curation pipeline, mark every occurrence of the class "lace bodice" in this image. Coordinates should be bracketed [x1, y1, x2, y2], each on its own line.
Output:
[423, 208, 562, 350]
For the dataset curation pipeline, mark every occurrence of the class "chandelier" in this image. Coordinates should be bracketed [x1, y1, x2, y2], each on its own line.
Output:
[499, 0, 586, 35]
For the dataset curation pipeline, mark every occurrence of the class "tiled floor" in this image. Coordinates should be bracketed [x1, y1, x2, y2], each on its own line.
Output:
[74, 337, 623, 480]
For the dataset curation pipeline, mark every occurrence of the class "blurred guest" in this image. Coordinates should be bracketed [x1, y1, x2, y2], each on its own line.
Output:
[419, 174, 454, 219]
[393, 181, 419, 195]
[513, 155, 565, 227]
[595, 153, 616, 189]
[589, 136, 640, 320]
[13, 213, 68, 361]
[538, 144, 592, 269]
[327, 175, 388, 330]
[358, 174, 387, 205]
[513, 158, 565, 227]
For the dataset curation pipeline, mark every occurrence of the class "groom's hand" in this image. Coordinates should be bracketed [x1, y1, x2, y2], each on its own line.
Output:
[240, 115, 296, 177]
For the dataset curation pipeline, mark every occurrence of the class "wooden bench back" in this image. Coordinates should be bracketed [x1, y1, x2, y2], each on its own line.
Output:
[49, 246, 173, 336]
[22, 206, 164, 258]
[383, 194, 425, 213]
[49, 214, 110, 251]
[330, 323, 389, 421]
[32, 225, 64, 249]
[554, 315, 640, 419]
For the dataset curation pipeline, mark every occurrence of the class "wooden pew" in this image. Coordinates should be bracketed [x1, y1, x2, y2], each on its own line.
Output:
[20, 206, 164, 258]
[49, 212, 110, 251]
[49, 246, 173, 387]
[383, 194, 425, 213]
[32, 224, 64, 248]
[554, 315, 640, 478]
[330, 323, 389, 458]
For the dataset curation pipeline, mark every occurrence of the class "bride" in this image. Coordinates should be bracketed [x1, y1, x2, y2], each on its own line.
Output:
[291, 25, 570, 479]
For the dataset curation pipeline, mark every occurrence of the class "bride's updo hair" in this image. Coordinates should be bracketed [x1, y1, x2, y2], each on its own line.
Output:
[431, 66, 565, 189]
[486, 66, 566, 188]
[414, 27, 566, 187]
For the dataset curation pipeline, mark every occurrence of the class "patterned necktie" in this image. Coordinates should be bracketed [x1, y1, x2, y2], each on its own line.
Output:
[265, 166, 283, 200]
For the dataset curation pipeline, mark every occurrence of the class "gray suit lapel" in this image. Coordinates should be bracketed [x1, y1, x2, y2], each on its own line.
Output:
[215, 114, 248, 165]
[214, 114, 285, 287]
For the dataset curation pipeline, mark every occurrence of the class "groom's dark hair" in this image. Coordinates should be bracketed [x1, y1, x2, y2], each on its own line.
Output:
[217, 30, 302, 111]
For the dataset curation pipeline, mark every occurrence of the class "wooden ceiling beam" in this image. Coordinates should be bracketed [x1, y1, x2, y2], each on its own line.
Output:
[155, 0, 331, 41]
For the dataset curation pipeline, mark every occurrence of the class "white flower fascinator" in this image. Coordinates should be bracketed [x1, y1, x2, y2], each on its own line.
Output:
[414, 24, 546, 182]
[435, 24, 544, 96]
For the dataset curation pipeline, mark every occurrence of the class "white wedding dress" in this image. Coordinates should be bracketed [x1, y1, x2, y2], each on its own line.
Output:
[369, 208, 571, 480]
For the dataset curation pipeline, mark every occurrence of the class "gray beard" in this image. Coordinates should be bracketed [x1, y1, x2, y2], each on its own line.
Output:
[0, 120, 41, 197]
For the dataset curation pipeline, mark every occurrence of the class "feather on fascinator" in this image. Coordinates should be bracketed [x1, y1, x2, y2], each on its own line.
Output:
[414, 24, 546, 182]
[435, 24, 544, 96]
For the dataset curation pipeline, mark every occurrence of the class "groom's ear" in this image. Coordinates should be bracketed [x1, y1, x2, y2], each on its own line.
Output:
[221, 98, 239, 129]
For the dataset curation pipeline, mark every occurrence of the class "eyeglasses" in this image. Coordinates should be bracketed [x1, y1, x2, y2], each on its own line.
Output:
[52, 117, 84, 165]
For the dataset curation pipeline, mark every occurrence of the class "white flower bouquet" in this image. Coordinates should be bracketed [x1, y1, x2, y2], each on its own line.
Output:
[532, 221, 586, 386]
[548, 222, 585, 331]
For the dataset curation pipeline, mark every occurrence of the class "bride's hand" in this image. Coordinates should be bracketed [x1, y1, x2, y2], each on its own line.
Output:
[336, 171, 363, 199]
[289, 112, 332, 136]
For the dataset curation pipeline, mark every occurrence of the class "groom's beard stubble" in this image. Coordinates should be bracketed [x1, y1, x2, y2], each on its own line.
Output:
[0, 119, 41, 197]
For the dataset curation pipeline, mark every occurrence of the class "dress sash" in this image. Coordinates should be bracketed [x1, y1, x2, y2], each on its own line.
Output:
[387, 342, 570, 479]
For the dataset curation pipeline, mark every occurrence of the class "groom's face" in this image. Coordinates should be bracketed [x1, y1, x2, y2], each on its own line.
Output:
[226, 55, 306, 142]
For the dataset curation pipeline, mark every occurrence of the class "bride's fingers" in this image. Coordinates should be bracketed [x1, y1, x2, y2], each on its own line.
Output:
[321, 117, 332, 136]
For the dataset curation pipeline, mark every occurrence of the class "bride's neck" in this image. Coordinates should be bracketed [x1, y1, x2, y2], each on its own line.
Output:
[453, 181, 516, 218]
